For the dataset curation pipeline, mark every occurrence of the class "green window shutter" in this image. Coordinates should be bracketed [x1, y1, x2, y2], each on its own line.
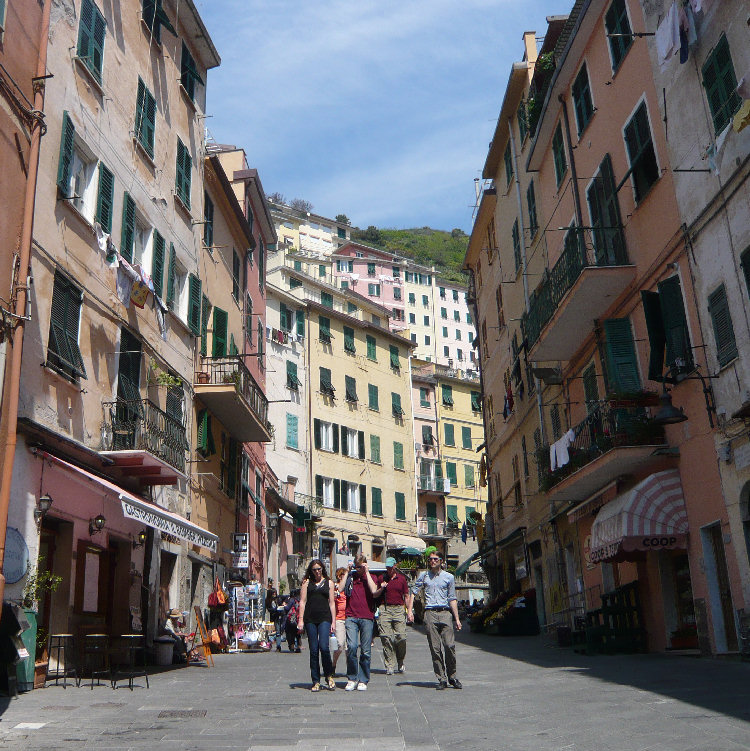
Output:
[392, 392, 403, 417]
[279, 303, 289, 331]
[345, 375, 357, 402]
[315, 475, 324, 503]
[187, 274, 201, 335]
[572, 63, 593, 135]
[395, 492, 405, 521]
[359, 484, 367, 515]
[180, 41, 203, 101]
[319, 315, 330, 341]
[203, 192, 214, 247]
[504, 142, 513, 185]
[95, 162, 114, 233]
[446, 462, 457, 485]
[526, 181, 538, 236]
[370, 434, 380, 463]
[321, 291, 333, 308]
[517, 99, 527, 143]
[165, 242, 176, 309]
[447, 505, 458, 524]
[641, 289, 666, 381]
[582, 364, 599, 410]
[287, 360, 300, 390]
[135, 78, 156, 158]
[318, 264, 326, 277]
[587, 153, 625, 266]
[57, 111, 76, 194]
[344, 326, 355, 353]
[471, 391, 481, 411]
[366, 334, 376, 360]
[77, 0, 106, 82]
[444, 423, 454, 446]
[358, 430, 365, 459]
[702, 34, 741, 136]
[151, 230, 165, 298]
[512, 219, 521, 272]
[289, 278, 302, 290]
[371, 488, 383, 517]
[741, 247, 750, 299]
[435, 460, 443, 479]
[422, 425, 433, 444]
[229, 334, 238, 356]
[604, 318, 641, 393]
[553, 123, 567, 186]
[624, 103, 658, 203]
[47, 272, 87, 379]
[286, 413, 299, 449]
[393, 441, 404, 470]
[389, 345, 400, 369]
[465, 464, 474, 488]
[200, 294, 210, 357]
[331, 422, 339, 453]
[197, 409, 215, 456]
[657, 275, 693, 376]
[442, 384, 453, 406]
[176, 138, 192, 208]
[368, 383, 379, 411]
[313, 418, 321, 450]
[119, 191, 136, 263]
[296, 309, 305, 337]
[708, 284, 737, 367]
[212, 307, 228, 357]
[462, 426, 472, 449]
[232, 250, 240, 301]
[333, 479, 341, 510]
[605, 0, 633, 70]
[420, 387, 430, 407]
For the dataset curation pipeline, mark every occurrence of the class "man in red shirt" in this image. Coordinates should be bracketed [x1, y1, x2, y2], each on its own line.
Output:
[378, 557, 409, 675]
[344, 554, 380, 691]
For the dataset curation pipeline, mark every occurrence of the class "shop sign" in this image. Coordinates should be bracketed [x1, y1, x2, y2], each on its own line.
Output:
[232, 533, 249, 569]
[3, 528, 29, 584]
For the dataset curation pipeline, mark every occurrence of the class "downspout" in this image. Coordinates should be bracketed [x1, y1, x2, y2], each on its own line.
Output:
[0, 0, 51, 604]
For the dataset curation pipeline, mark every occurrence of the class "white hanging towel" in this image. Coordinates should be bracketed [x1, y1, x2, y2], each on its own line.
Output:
[655, 2, 680, 65]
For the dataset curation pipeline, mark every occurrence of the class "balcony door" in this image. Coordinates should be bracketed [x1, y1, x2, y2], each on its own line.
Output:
[113, 328, 142, 449]
[426, 502, 438, 535]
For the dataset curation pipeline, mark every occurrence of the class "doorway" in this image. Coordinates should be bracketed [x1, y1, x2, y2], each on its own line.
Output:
[701, 523, 738, 652]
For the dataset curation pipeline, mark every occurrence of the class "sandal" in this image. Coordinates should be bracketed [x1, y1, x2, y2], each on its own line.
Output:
[327, 677, 336, 690]
[311, 683, 320, 692]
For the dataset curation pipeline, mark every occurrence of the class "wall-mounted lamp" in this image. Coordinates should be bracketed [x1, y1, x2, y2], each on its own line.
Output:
[132, 528, 148, 548]
[34, 494, 53, 528]
[89, 514, 106, 535]
[652, 387, 688, 425]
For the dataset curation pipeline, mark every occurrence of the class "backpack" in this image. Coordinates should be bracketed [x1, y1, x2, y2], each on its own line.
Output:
[287, 601, 298, 625]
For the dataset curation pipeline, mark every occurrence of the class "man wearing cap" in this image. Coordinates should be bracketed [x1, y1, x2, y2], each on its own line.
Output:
[378, 557, 409, 675]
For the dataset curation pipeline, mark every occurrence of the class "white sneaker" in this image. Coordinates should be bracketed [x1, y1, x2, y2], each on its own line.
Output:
[397, 664, 405, 673]
[345, 680, 357, 691]
[356, 682, 368, 691]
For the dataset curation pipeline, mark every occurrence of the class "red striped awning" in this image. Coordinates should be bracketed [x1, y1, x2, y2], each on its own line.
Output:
[589, 470, 688, 563]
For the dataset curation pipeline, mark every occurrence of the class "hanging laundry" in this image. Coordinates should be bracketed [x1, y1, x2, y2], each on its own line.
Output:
[678, 5, 689, 64]
[689, 0, 713, 14]
[549, 442, 558, 472]
[655, 2, 680, 66]
[733, 100, 750, 134]
[461, 522, 467, 544]
[130, 266, 152, 309]
[552, 428, 576, 470]
[115, 254, 139, 308]
[154, 295, 168, 341]
[506, 384, 514, 413]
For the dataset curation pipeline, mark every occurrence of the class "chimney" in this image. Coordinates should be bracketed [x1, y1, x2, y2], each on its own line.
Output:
[523, 31, 538, 65]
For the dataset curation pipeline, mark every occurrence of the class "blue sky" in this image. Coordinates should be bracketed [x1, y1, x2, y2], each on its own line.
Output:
[196, 0, 573, 233]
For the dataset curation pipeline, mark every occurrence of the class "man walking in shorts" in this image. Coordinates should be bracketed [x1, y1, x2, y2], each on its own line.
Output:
[379, 557, 409, 675]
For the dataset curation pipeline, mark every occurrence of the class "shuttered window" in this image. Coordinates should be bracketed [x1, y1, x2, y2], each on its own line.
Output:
[445, 462, 457, 485]
[605, 0, 633, 71]
[442, 384, 453, 406]
[366, 334, 376, 360]
[47, 272, 87, 379]
[344, 326, 355, 353]
[142, 0, 176, 44]
[77, 0, 106, 83]
[420, 387, 430, 408]
[151, 230, 165, 298]
[624, 102, 658, 203]
[422, 425, 433, 445]
[279, 303, 292, 332]
[212, 307, 228, 357]
[462, 426, 472, 449]
[180, 41, 203, 102]
[464, 464, 475, 488]
[370, 434, 381, 464]
[393, 441, 404, 470]
[368, 383, 379, 411]
[286, 413, 299, 449]
[526, 181, 538, 237]
[395, 492, 405, 521]
[517, 99, 528, 143]
[117, 328, 141, 402]
[471, 391, 481, 412]
[203, 192, 214, 247]
[57, 111, 76, 194]
[120, 191, 136, 263]
[604, 318, 641, 393]
[296, 309, 305, 338]
[319, 316, 331, 342]
[200, 295, 211, 357]
[444, 423, 455, 446]
[187, 274, 201, 335]
[321, 291, 333, 308]
[392, 392, 404, 417]
[197, 409, 216, 457]
[587, 153, 625, 265]
[708, 284, 737, 368]
[232, 249, 241, 301]
[135, 78, 156, 158]
[572, 63, 593, 135]
[320, 367, 334, 396]
[286, 360, 301, 390]
[553, 123, 567, 186]
[165, 242, 177, 310]
[390, 345, 400, 370]
[582, 363, 599, 412]
[175, 138, 191, 208]
[504, 142, 513, 186]
[512, 219, 521, 272]
[345, 375, 358, 402]
[702, 34, 742, 136]
[371, 488, 383, 517]
[95, 162, 114, 233]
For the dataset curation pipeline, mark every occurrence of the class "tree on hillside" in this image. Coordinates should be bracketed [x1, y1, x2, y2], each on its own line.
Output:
[290, 198, 313, 214]
[352, 225, 385, 246]
[335, 214, 351, 225]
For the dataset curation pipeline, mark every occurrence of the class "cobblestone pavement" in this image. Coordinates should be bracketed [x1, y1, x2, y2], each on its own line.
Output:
[2, 626, 750, 750]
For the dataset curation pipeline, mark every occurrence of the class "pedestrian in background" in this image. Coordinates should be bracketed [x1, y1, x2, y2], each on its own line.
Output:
[407, 550, 462, 690]
[282, 590, 302, 652]
[344, 554, 380, 691]
[331, 567, 348, 675]
[265, 579, 277, 621]
[297, 559, 336, 691]
[378, 557, 409, 675]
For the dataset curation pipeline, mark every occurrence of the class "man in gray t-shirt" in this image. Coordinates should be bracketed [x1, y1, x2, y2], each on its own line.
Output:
[406, 551, 462, 690]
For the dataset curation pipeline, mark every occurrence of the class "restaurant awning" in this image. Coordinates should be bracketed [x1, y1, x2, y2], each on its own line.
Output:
[35, 449, 218, 552]
[386, 533, 426, 552]
[589, 470, 687, 563]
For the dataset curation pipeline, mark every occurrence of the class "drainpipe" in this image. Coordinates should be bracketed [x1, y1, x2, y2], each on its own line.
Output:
[0, 0, 51, 606]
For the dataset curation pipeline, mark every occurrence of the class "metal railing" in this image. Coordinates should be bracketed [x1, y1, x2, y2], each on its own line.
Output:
[536, 403, 664, 493]
[522, 227, 628, 351]
[195, 356, 268, 426]
[417, 518, 447, 536]
[295, 491, 324, 515]
[418, 476, 451, 493]
[103, 398, 187, 474]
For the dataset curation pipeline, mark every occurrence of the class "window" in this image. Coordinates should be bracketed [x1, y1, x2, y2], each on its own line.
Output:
[512, 220, 521, 272]
[466, 312, 472, 324]
[444, 423, 455, 446]
[552, 123, 567, 187]
[462, 426, 472, 449]
[702, 34, 742, 136]
[368, 383, 379, 411]
[411, 334, 417, 344]
[439, 287, 446, 299]
[423, 315, 430, 326]
[604, 318, 641, 393]
[363, 334, 376, 361]
[395, 492, 406, 521]
[318, 264, 326, 278]
[452, 310, 459, 322]
[293, 259, 302, 272]
[446, 462, 457, 486]
[408, 292, 416, 305]
[337, 259, 353, 272]
[57, 113, 100, 223]
[527, 181, 538, 238]
[504, 142, 513, 185]
[405, 271, 412, 282]
[464, 464, 475, 488]
[320, 367, 335, 396]
[605, 0, 633, 70]
[420, 387, 430, 408]
[624, 101, 658, 203]
[442, 384, 454, 406]
[180, 41, 203, 102]
[347, 302, 357, 314]
[343, 426, 363, 458]
[392, 392, 404, 417]
[389, 345, 400, 370]
[142, 0, 176, 44]
[343, 326, 355, 354]
[319, 477, 334, 508]
[175, 138, 191, 209]
[77, 0, 106, 83]
[367, 262, 376, 276]
[212, 306, 228, 357]
[286, 413, 299, 449]
[424, 335, 431, 345]
[455, 330, 462, 341]
[572, 63, 594, 135]
[133, 77, 157, 160]
[279, 303, 293, 332]
[203, 192, 214, 248]
[314, 420, 336, 452]
[393, 442, 404, 469]
[319, 316, 331, 343]
[582, 363, 600, 412]
[442, 326, 448, 337]
[321, 291, 333, 308]
[457, 349, 463, 361]
[440, 307, 447, 319]
[422, 425, 434, 445]
[708, 284, 738, 367]
[422, 294, 429, 306]
[290, 278, 302, 290]
[47, 272, 87, 379]
[345, 375, 358, 402]
[471, 391, 481, 412]
[517, 98, 528, 143]
[443, 345, 450, 358]
[370, 435, 381, 463]
[409, 313, 416, 324]
[368, 283, 381, 297]
[187, 274, 201, 336]
[371, 488, 383, 516]
[197, 409, 216, 457]
[296, 309, 305, 338]
[393, 287, 402, 300]
[346, 483, 361, 513]
[286, 360, 301, 391]
[393, 266, 401, 278]
[452, 289, 459, 302]
[232, 249, 241, 302]
[588, 154, 625, 265]
[151, 230, 165, 298]
[200, 295, 211, 357]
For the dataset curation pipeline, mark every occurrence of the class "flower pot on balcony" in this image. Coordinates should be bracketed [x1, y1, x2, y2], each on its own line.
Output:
[196, 372, 210, 384]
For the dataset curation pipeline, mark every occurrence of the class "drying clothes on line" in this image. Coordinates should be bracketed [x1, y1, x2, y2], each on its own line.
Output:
[655, 1, 680, 66]
[94, 223, 119, 267]
[130, 265, 153, 309]
[266, 326, 272, 341]
[154, 295, 168, 341]
[550, 429, 575, 472]
[115, 255, 139, 308]
[688, 0, 713, 14]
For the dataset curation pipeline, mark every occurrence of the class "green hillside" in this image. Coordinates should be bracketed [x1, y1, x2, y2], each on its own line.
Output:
[351, 226, 469, 284]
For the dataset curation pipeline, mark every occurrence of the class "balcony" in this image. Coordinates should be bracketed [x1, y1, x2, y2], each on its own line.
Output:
[536, 404, 668, 504]
[194, 356, 271, 442]
[418, 476, 451, 494]
[295, 491, 324, 521]
[417, 517, 449, 539]
[522, 228, 635, 362]
[101, 398, 187, 484]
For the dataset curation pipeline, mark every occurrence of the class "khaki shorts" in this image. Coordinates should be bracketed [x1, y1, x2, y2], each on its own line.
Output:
[335, 619, 346, 650]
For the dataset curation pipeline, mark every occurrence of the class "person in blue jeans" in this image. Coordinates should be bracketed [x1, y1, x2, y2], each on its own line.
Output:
[343, 554, 382, 691]
[297, 559, 336, 691]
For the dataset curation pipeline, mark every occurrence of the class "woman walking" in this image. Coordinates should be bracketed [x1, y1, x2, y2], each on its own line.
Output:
[297, 559, 336, 691]
[331, 567, 348, 675]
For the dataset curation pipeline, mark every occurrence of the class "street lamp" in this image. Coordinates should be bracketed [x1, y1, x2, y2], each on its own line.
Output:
[89, 514, 106, 535]
[34, 493, 53, 529]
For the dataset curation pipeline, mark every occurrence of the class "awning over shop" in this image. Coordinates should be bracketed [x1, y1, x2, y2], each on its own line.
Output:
[386, 533, 426, 552]
[589, 470, 687, 563]
[401, 547, 423, 556]
[36, 449, 218, 552]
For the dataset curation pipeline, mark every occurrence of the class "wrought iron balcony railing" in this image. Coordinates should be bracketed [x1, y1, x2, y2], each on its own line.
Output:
[418, 476, 451, 493]
[103, 398, 187, 474]
[195, 356, 269, 426]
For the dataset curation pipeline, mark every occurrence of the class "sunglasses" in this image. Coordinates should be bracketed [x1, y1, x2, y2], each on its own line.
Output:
[311, 567, 322, 572]
[428, 557, 441, 561]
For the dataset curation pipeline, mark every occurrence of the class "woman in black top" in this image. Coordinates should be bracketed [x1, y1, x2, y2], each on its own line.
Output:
[298, 559, 336, 691]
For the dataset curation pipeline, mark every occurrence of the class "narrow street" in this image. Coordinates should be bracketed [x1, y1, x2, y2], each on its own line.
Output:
[2, 628, 750, 751]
